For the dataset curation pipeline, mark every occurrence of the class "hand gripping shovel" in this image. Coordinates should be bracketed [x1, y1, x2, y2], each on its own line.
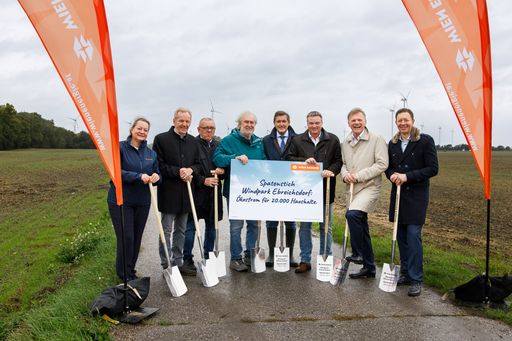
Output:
[186, 179, 219, 287]
[331, 183, 354, 286]
[379, 184, 401, 292]
[148, 184, 187, 297]
[316, 176, 334, 282]
[250, 220, 266, 273]
[208, 171, 227, 277]
[273, 221, 290, 272]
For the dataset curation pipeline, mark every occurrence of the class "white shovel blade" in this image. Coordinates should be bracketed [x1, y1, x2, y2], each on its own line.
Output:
[208, 251, 227, 278]
[163, 266, 187, 297]
[316, 255, 334, 282]
[330, 258, 350, 286]
[273, 247, 290, 272]
[379, 263, 400, 292]
[197, 260, 219, 288]
[250, 247, 266, 273]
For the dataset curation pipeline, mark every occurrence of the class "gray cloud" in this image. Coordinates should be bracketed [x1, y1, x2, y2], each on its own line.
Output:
[1, 1, 510, 146]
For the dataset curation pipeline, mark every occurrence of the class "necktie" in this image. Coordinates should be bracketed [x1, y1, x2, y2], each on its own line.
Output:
[279, 135, 286, 152]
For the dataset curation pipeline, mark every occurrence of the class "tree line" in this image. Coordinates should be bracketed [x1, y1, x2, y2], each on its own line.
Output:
[0, 103, 94, 150]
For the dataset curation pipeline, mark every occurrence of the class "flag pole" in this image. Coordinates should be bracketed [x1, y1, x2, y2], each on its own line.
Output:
[484, 199, 491, 303]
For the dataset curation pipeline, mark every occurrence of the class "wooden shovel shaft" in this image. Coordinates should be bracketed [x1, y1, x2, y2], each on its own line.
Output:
[186, 179, 206, 260]
[212, 171, 219, 252]
[323, 176, 331, 259]
[342, 183, 354, 259]
[391, 185, 401, 262]
[148, 184, 172, 270]
[256, 220, 262, 249]
[279, 221, 285, 248]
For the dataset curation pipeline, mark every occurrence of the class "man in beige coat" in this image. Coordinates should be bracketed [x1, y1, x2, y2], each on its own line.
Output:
[341, 107, 388, 279]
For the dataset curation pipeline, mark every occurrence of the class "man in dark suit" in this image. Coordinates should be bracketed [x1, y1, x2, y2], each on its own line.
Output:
[152, 108, 201, 272]
[262, 111, 298, 268]
[287, 111, 342, 274]
[385, 107, 438, 297]
[181, 117, 224, 274]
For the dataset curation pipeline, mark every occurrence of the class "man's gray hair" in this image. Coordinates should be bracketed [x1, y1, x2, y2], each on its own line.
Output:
[236, 111, 257, 128]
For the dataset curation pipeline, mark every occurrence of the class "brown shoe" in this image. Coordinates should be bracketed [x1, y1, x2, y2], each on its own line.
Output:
[295, 262, 311, 273]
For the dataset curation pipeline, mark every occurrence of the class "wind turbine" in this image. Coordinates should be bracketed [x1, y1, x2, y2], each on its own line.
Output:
[209, 98, 224, 120]
[399, 90, 411, 108]
[67, 116, 79, 133]
[388, 104, 396, 138]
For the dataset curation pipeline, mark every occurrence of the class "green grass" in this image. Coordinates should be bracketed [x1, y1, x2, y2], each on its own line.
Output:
[0, 149, 117, 340]
[327, 218, 512, 323]
[8, 214, 117, 341]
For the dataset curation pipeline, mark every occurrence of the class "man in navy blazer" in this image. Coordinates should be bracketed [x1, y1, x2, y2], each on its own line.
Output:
[385, 108, 438, 297]
[262, 111, 298, 267]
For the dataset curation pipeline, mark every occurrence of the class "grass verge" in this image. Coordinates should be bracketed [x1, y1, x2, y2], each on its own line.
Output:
[5, 213, 118, 341]
[328, 217, 512, 325]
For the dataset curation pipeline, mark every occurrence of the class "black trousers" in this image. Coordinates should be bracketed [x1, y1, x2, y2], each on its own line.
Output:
[108, 204, 150, 280]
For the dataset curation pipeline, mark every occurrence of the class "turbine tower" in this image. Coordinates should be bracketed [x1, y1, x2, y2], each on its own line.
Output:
[399, 90, 411, 108]
[67, 116, 79, 133]
[209, 98, 223, 120]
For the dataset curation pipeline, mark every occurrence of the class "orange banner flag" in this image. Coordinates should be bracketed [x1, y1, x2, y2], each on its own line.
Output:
[19, 0, 123, 205]
[402, 0, 493, 199]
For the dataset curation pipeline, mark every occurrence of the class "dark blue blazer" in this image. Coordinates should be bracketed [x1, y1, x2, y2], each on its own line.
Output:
[385, 133, 438, 225]
[263, 126, 297, 161]
[108, 138, 160, 206]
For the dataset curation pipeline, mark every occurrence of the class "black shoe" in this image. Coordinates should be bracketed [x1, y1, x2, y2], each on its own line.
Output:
[408, 283, 422, 297]
[349, 267, 376, 279]
[265, 255, 274, 267]
[398, 274, 411, 285]
[345, 254, 363, 265]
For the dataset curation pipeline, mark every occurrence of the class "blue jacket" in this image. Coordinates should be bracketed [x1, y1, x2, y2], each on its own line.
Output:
[213, 128, 266, 197]
[385, 132, 438, 224]
[107, 138, 160, 206]
[263, 126, 297, 161]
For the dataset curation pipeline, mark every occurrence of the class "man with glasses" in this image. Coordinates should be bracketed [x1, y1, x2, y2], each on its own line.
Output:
[181, 117, 224, 274]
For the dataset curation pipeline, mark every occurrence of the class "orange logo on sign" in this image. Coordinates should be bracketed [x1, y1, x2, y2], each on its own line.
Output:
[290, 164, 321, 171]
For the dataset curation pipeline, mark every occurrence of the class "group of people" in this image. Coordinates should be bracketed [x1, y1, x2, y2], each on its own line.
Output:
[107, 106, 438, 297]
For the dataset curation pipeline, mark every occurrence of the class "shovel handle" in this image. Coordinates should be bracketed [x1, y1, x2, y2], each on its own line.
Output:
[279, 221, 285, 248]
[323, 175, 333, 258]
[212, 171, 220, 252]
[342, 183, 354, 258]
[186, 178, 206, 259]
[212, 171, 219, 231]
[392, 185, 401, 242]
[148, 184, 172, 269]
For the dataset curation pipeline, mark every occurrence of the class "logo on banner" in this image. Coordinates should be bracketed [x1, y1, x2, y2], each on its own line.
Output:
[456, 48, 475, 73]
[74, 35, 93, 62]
[290, 163, 321, 171]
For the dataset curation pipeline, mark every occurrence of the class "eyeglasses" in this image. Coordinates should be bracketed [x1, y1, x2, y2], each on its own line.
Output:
[199, 126, 216, 130]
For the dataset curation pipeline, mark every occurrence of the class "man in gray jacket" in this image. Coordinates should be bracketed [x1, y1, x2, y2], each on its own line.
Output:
[341, 107, 388, 279]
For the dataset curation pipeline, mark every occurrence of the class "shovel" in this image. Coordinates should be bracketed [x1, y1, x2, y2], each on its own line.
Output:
[186, 179, 219, 288]
[250, 220, 266, 273]
[273, 221, 290, 272]
[379, 184, 401, 292]
[316, 175, 334, 282]
[148, 184, 187, 297]
[208, 171, 227, 277]
[331, 183, 354, 286]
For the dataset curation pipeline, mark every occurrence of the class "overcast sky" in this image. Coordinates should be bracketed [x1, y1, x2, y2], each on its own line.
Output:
[1, 1, 510, 146]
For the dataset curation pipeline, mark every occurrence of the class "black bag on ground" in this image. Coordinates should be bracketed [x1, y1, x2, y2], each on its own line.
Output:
[454, 274, 512, 303]
[89, 277, 150, 317]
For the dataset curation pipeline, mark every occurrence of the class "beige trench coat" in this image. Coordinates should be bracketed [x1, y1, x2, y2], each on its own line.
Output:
[341, 128, 389, 213]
